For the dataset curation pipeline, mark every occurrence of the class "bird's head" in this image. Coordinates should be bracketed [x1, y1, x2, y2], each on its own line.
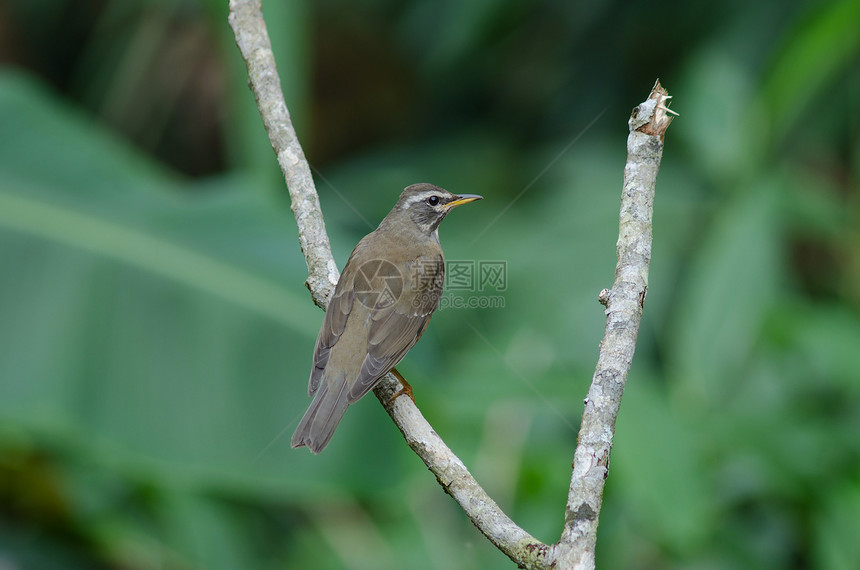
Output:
[382, 183, 482, 237]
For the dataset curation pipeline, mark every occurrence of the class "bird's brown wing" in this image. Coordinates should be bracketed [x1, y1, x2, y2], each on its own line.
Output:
[307, 242, 365, 397]
[346, 255, 444, 403]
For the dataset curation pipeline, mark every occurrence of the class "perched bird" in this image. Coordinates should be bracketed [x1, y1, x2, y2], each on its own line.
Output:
[291, 183, 482, 453]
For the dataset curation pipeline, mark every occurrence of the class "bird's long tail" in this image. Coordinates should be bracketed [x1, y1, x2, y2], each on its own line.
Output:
[291, 375, 351, 454]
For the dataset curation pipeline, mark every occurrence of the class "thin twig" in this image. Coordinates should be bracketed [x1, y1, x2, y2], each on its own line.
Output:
[228, 1, 673, 567]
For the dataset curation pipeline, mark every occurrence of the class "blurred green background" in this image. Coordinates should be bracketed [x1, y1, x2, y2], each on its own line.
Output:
[1, 0, 858, 568]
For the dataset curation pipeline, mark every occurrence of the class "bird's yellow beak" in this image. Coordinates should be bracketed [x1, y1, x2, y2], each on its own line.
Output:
[443, 194, 483, 209]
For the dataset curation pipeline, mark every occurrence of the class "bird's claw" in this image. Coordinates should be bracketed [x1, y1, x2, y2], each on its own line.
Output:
[387, 368, 415, 405]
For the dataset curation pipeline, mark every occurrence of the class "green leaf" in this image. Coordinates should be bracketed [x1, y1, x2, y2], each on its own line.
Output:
[761, 0, 860, 142]
[612, 375, 713, 555]
[0, 71, 344, 494]
[158, 492, 256, 570]
[813, 482, 860, 570]
[675, 48, 766, 184]
[668, 176, 784, 404]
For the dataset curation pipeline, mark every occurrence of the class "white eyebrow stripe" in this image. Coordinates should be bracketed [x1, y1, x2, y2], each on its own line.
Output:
[405, 191, 447, 205]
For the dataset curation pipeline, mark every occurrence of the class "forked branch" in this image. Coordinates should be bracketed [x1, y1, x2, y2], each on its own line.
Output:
[228, 2, 673, 567]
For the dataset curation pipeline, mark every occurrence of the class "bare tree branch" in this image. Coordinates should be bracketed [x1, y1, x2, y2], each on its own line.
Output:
[228, 1, 546, 567]
[550, 82, 674, 569]
[228, 1, 673, 568]
[228, 0, 337, 308]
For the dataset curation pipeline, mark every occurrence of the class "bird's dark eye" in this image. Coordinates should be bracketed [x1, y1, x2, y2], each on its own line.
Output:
[427, 195, 440, 206]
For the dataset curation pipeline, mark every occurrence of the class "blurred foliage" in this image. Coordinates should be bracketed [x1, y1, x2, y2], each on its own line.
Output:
[0, 0, 858, 568]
